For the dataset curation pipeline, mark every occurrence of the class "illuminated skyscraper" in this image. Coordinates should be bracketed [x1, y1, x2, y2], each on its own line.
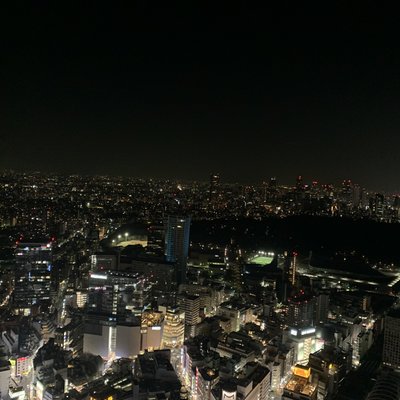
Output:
[315, 293, 329, 325]
[13, 241, 53, 314]
[370, 193, 385, 218]
[287, 293, 316, 328]
[182, 294, 200, 338]
[164, 215, 191, 285]
[147, 223, 165, 257]
[209, 173, 220, 206]
[224, 240, 243, 292]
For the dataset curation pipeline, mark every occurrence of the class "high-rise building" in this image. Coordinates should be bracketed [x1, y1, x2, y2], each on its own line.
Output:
[315, 293, 329, 325]
[383, 309, 400, 370]
[352, 184, 361, 208]
[87, 271, 149, 316]
[209, 173, 220, 206]
[161, 307, 185, 349]
[287, 293, 316, 328]
[353, 329, 373, 366]
[262, 177, 278, 202]
[341, 179, 353, 207]
[164, 215, 191, 285]
[282, 251, 298, 295]
[308, 346, 352, 399]
[182, 294, 200, 338]
[224, 240, 243, 292]
[287, 327, 320, 364]
[147, 223, 165, 257]
[13, 241, 53, 314]
[370, 193, 385, 218]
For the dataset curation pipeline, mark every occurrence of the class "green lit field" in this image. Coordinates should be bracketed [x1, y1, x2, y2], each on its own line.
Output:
[248, 255, 274, 265]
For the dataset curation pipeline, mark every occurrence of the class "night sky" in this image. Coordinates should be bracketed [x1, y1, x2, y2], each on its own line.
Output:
[1, 3, 399, 191]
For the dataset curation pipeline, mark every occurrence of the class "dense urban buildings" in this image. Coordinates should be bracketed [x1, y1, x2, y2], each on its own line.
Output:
[0, 170, 399, 400]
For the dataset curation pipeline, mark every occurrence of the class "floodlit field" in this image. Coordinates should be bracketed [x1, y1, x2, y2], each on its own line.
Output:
[248, 255, 274, 265]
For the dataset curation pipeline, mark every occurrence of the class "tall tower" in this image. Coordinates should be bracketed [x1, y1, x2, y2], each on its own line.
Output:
[147, 223, 165, 257]
[183, 294, 200, 338]
[209, 173, 220, 207]
[315, 292, 330, 325]
[164, 215, 191, 285]
[224, 240, 243, 292]
[13, 241, 53, 314]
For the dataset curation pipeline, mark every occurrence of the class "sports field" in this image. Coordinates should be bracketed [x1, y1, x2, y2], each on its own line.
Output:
[248, 255, 274, 265]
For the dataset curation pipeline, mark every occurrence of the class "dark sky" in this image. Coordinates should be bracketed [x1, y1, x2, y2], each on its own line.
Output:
[1, 3, 400, 191]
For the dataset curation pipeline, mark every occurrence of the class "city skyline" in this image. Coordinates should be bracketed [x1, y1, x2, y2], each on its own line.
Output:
[0, 169, 400, 399]
[1, 4, 400, 191]
[2, 4, 400, 399]
[1, 169, 399, 196]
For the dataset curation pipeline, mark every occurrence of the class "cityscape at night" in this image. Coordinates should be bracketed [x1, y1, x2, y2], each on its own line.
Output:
[2, 3, 400, 400]
[0, 171, 400, 400]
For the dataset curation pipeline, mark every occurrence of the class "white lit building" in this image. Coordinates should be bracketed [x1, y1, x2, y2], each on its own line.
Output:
[285, 327, 322, 365]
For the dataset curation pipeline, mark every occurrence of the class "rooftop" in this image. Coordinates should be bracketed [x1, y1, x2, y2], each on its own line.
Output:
[285, 375, 317, 398]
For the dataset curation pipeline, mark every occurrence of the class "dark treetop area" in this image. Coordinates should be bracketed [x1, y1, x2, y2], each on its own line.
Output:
[191, 216, 400, 263]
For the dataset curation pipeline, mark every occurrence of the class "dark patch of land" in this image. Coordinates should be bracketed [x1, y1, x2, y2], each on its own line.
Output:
[191, 216, 400, 264]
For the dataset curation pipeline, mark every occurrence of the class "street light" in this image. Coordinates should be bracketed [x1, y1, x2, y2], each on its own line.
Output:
[124, 232, 129, 240]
